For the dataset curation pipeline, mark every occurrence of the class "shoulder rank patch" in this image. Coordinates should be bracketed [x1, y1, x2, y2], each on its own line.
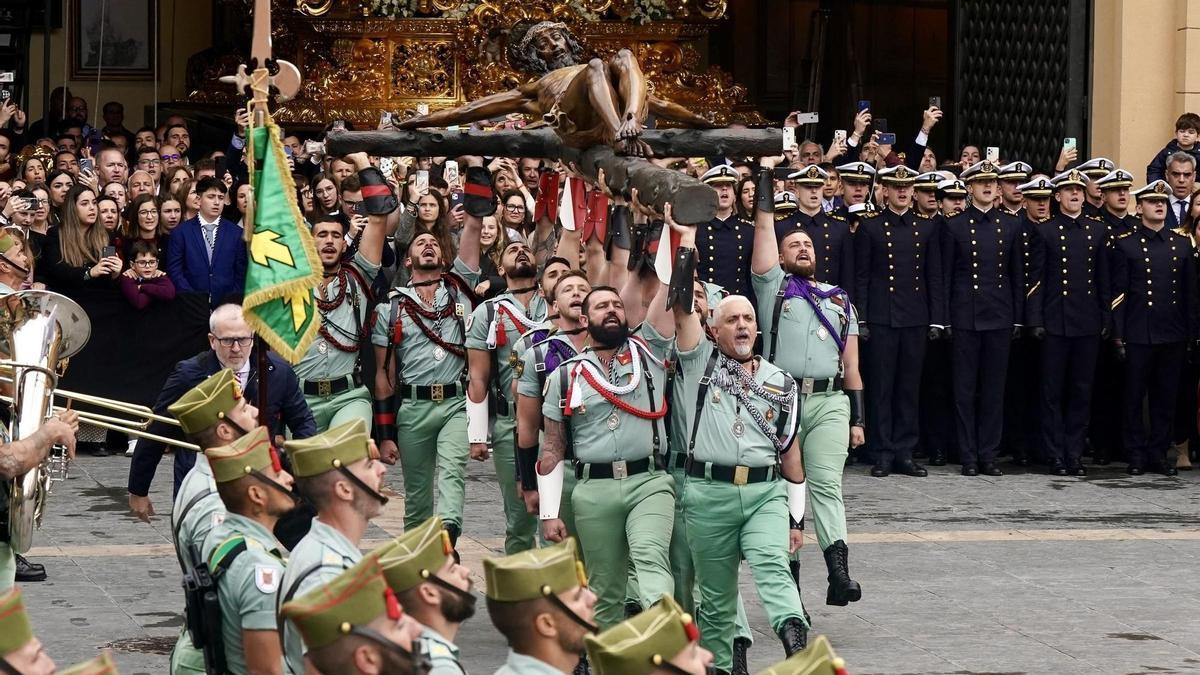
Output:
[1115, 230, 1134, 239]
[254, 564, 281, 593]
[828, 212, 846, 221]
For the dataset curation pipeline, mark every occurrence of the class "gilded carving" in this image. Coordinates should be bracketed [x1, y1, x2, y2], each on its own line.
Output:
[392, 41, 457, 98]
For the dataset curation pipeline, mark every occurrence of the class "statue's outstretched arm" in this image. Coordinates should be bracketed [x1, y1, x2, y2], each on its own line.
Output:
[395, 85, 537, 129]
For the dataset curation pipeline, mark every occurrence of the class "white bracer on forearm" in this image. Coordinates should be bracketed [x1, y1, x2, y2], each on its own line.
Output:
[536, 460, 565, 520]
[786, 479, 807, 524]
[466, 393, 490, 444]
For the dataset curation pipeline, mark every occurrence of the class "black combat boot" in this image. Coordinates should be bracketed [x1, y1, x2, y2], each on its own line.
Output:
[776, 617, 808, 656]
[731, 637, 751, 675]
[789, 560, 813, 626]
[823, 540, 862, 606]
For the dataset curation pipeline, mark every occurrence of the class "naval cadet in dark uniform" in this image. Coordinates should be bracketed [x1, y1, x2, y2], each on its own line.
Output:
[831, 162, 877, 231]
[941, 161, 1025, 476]
[997, 161, 1039, 467]
[1110, 179, 1200, 476]
[782, 164, 855, 290]
[772, 191, 799, 236]
[916, 172, 956, 466]
[1025, 170, 1110, 476]
[854, 165, 944, 477]
[1078, 158, 1116, 219]
[696, 164, 757, 305]
[1097, 169, 1140, 236]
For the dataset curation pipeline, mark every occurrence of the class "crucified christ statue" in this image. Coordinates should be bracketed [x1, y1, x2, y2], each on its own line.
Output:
[394, 21, 716, 156]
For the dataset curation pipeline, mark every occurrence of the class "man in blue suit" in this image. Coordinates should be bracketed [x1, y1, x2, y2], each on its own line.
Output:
[126, 304, 317, 520]
[166, 176, 248, 308]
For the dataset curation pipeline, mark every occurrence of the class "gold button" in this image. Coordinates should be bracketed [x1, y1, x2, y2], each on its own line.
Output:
[1148, 301, 1154, 306]
[889, 286, 895, 292]
[973, 284, 979, 290]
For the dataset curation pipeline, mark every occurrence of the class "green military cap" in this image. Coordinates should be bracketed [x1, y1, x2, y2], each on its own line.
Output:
[484, 537, 587, 602]
[205, 425, 279, 484]
[168, 369, 242, 437]
[0, 588, 33, 657]
[56, 650, 121, 675]
[286, 418, 373, 478]
[281, 555, 402, 651]
[584, 595, 699, 675]
[379, 516, 455, 593]
[753, 635, 846, 675]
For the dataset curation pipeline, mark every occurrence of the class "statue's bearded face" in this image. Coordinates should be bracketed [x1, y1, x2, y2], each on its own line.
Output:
[533, 29, 574, 69]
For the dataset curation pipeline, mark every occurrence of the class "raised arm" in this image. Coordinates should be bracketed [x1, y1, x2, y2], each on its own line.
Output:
[457, 156, 486, 272]
[752, 158, 782, 276]
[347, 152, 388, 267]
[664, 203, 703, 352]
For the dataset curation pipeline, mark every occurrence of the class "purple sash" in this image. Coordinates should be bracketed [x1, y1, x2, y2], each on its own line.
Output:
[784, 275, 848, 353]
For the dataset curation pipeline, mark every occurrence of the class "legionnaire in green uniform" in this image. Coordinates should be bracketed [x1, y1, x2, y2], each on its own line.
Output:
[515, 270, 591, 533]
[751, 166, 865, 608]
[752, 636, 846, 675]
[297, 154, 391, 434]
[165, 369, 260, 675]
[372, 159, 486, 546]
[280, 555, 428, 675]
[655, 205, 810, 671]
[486, 537, 599, 675]
[202, 426, 298, 675]
[279, 419, 390, 674]
[0, 410, 77, 592]
[538, 281, 676, 630]
[378, 516, 477, 675]
[0, 587, 57, 674]
[54, 650, 121, 675]
[467, 240, 548, 554]
[583, 595, 713, 675]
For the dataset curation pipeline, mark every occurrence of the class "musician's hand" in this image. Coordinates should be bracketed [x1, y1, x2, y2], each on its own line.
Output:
[43, 412, 78, 460]
[128, 493, 155, 523]
[379, 440, 400, 465]
[789, 528, 805, 553]
[542, 518, 567, 542]
[469, 442, 490, 461]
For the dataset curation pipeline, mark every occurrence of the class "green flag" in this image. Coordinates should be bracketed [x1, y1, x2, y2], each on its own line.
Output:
[242, 118, 321, 363]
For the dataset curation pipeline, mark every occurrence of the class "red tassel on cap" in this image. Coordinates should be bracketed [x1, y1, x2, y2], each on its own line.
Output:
[385, 587, 402, 621]
[269, 447, 283, 473]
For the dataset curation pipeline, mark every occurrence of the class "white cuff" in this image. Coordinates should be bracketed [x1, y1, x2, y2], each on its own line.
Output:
[848, 203, 867, 214]
[786, 479, 807, 524]
[915, 130, 929, 146]
[466, 394, 490, 444]
[536, 461, 565, 520]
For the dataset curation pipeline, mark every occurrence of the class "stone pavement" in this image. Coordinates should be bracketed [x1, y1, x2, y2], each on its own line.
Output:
[16, 453, 1200, 674]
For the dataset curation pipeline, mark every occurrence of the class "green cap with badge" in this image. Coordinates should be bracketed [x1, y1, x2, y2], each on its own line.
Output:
[206, 426, 279, 484]
[484, 537, 587, 602]
[584, 595, 699, 675]
[56, 650, 121, 675]
[286, 418, 373, 478]
[168, 369, 243, 437]
[753, 635, 845, 675]
[378, 516, 455, 593]
[0, 588, 33, 658]
[281, 555, 403, 651]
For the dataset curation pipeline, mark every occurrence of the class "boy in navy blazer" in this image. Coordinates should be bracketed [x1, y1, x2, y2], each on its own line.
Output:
[166, 176, 248, 307]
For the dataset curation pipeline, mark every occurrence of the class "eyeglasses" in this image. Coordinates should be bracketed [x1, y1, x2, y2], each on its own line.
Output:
[160, 154, 181, 161]
[137, 209, 157, 216]
[133, 259, 158, 267]
[342, 199, 362, 208]
[214, 336, 254, 348]
[504, 204, 526, 212]
[138, 158, 162, 166]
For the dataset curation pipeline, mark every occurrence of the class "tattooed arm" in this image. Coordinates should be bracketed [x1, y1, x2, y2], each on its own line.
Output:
[0, 413, 78, 479]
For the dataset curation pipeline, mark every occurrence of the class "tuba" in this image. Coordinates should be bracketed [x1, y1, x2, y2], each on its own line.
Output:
[0, 291, 90, 554]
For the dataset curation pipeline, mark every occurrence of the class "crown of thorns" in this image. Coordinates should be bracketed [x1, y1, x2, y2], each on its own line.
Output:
[518, 21, 569, 53]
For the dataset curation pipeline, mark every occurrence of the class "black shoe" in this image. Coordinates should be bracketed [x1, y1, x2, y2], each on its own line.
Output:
[870, 464, 890, 477]
[1071, 466, 1088, 476]
[961, 466, 979, 477]
[15, 555, 46, 582]
[1013, 454, 1030, 467]
[823, 540, 862, 606]
[91, 445, 112, 458]
[776, 617, 808, 656]
[980, 464, 1003, 477]
[731, 637, 751, 675]
[894, 460, 927, 477]
[1150, 464, 1179, 477]
[1126, 465, 1144, 476]
[1050, 462, 1067, 476]
[927, 450, 947, 466]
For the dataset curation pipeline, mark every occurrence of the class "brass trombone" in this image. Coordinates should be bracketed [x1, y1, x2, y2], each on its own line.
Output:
[0, 377, 200, 452]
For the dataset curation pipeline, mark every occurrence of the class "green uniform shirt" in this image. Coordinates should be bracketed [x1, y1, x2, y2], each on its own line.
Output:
[493, 650, 564, 675]
[203, 513, 287, 675]
[752, 265, 857, 380]
[295, 252, 381, 382]
[171, 455, 225, 567]
[280, 519, 363, 674]
[542, 330, 670, 464]
[663, 324, 798, 468]
[372, 259, 480, 386]
[465, 292, 550, 416]
[420, 627, 466, 674]
[516, 331, 576, 399]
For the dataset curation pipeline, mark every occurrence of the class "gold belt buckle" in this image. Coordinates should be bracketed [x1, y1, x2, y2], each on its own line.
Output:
[317, 380, 332, 397]
[733, 465, 750, 485]
[431, 384, 444, 402]
[612, 460, 629, 479]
